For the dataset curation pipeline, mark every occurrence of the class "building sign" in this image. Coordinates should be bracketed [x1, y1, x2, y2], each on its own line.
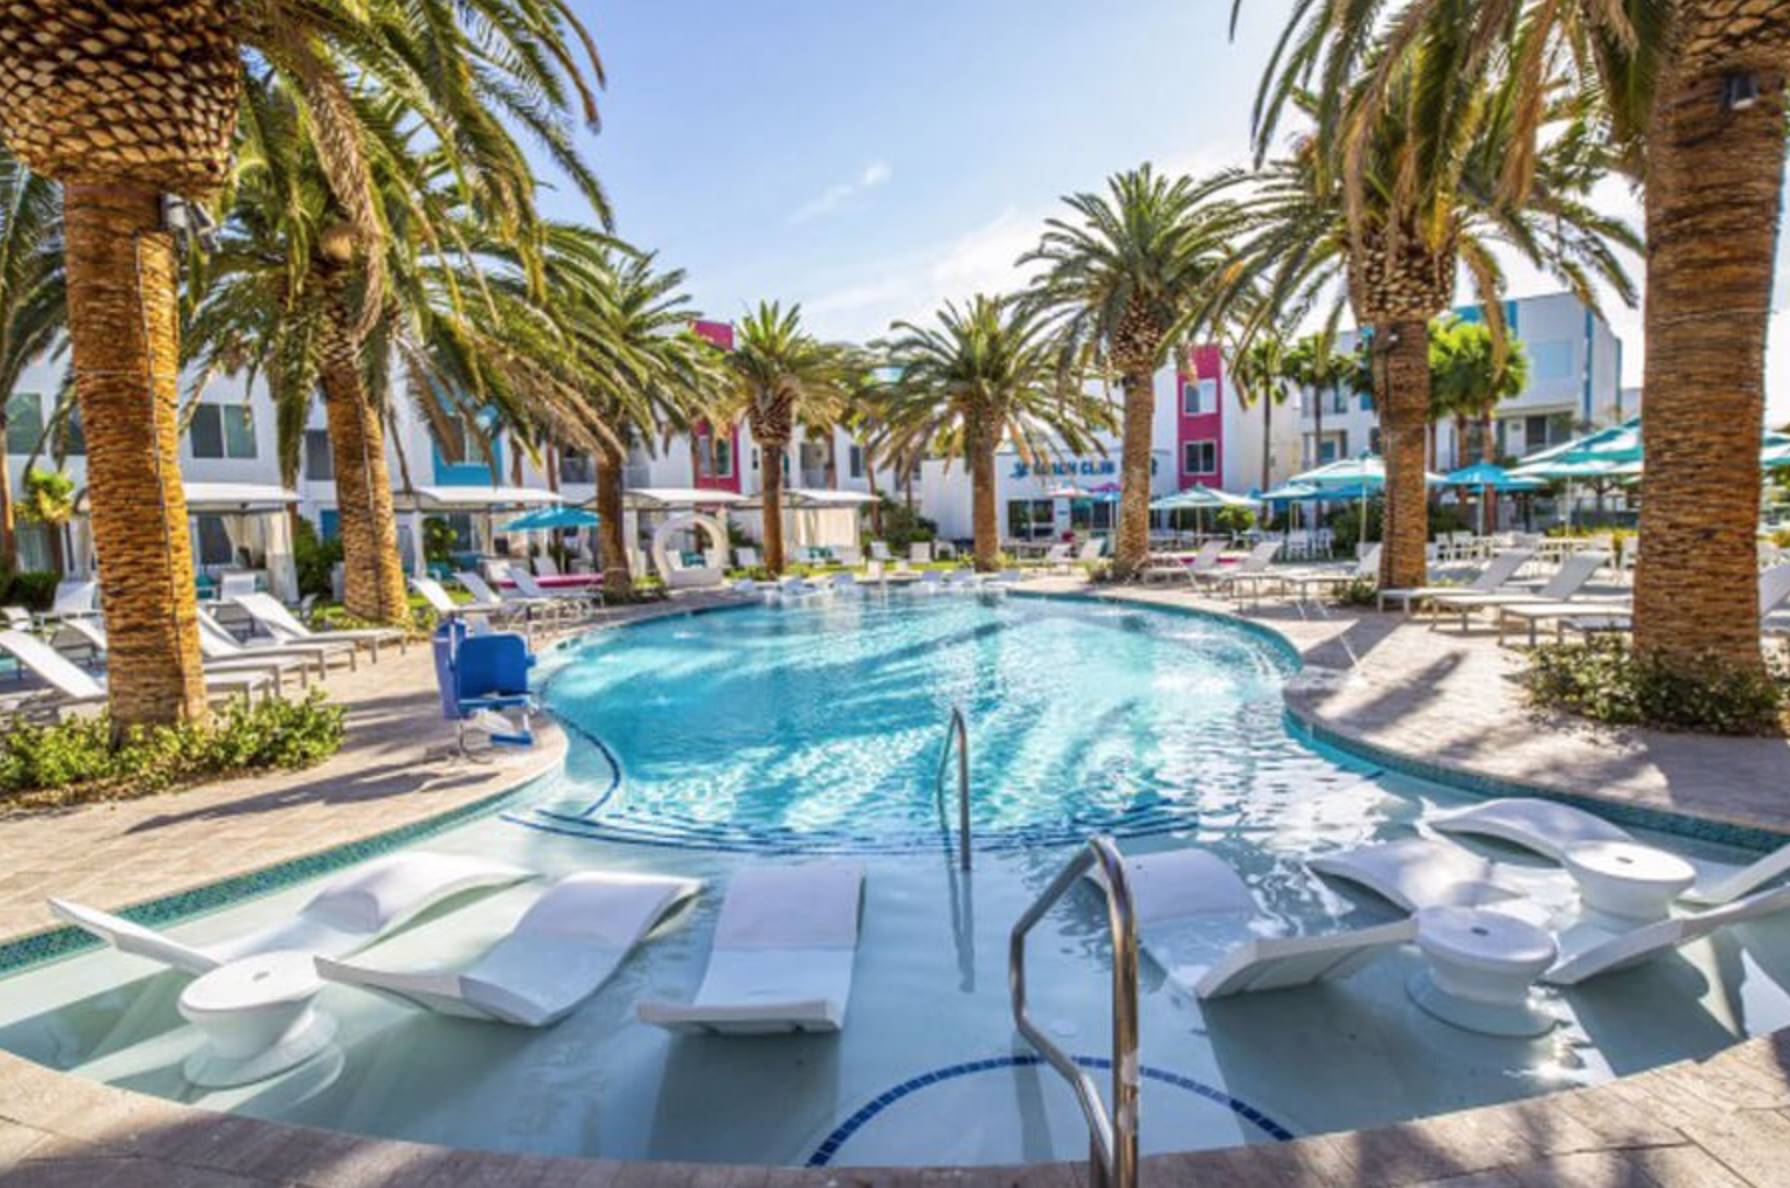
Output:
[1011, 457, 1157, 479]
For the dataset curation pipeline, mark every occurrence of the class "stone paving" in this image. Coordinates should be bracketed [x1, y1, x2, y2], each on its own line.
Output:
[2, 578, 1789, 1186]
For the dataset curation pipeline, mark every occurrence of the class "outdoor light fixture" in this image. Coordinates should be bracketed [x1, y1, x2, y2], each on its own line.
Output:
[1723, 72, 1760, 112]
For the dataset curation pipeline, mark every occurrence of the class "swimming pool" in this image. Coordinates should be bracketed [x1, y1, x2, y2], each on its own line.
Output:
[1, 591, 1786, 1168]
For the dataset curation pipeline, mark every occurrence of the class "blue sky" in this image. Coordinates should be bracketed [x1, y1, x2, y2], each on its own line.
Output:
[555, 1, 1790, 425]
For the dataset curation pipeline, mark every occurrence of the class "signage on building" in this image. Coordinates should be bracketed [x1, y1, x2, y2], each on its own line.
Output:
[1010, 457, 1157, 479]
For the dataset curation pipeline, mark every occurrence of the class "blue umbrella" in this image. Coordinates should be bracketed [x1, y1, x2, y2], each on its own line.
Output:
[1444, 461, 1546, 492]
[503, 506, 600, 532]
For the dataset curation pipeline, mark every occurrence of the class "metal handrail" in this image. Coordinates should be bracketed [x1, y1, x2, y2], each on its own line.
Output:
[1010, 835, 1139, 1188]
[934, 705, 971, 871]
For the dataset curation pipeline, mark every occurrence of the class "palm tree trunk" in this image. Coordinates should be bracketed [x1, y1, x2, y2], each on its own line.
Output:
[1313, 391, 1325, 469]
[865, 441, 884, 537]
[0, 416, 14, 571]
[595, 444, 631, 599]
[762, 441, 788, 573]
[1480, 413, 1496, 535]
[1261, 397, 1273, 491]
[1115, 367, 1156, 578]
[1378, 319, 1431, 589]
[824, 433, 839, 490]
[970, 426, 999, 571]
[62, 183, 206, 730]
[318, 284, 409, 628]
[1634, 43, 1786, 678]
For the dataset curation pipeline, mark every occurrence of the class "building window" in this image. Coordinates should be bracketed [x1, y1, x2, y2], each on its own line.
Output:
[848, 444, 864, 479]
[1008, 498, 1054, 540]
[1182, 440, 1217, 476]
[1522, 413, 1574, 454]
[1182, 378, 1218, 417]
[1359, 390, 1374, 412]
[1369, 427, 1383, 455]
[4, 392, 42, 455]
[1330, 386, 1348, 414]
[697, 434, 734, 479]
[751, 448, 760, 471]
[560, 450, 594, 484]
[190, 404, 257, 460]
[303, 430, 334, 481]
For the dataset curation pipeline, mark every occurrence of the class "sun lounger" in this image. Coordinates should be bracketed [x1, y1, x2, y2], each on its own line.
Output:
[456, 571, 558, 621]
[1427, 551, 1607, 631]
[1494, 598, 1633, 646]
[1139, 541, 1223, 585]
[49, 853, 533, 976]
[317, 871, 700, 1027]
[1105, 847, 1416, 1000]
[1308, 837, 1538, 913]
[231, 592, 406, 659]
[1545, 884, 1790, 985]
[510, 569, 602, 613]
[54, 617, 311, 696]
[1271, 544, 1382, 602]
[1434, 797, 1790, 906]
[0, 628, 271, 707]
[1560, 562, 1790, 644]
[1195, 541, 1282, 597]
[198, 608, 353, 676]
[33, 578, 99, 626]
[1378, 549, 1534, 614]
[637, 862, 865, 1034]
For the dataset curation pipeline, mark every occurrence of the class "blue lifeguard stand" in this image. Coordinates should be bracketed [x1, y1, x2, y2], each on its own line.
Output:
[432, 620, 536, 753]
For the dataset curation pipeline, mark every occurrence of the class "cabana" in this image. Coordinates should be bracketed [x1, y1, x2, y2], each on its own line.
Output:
[391, 485, 565, 579]
[73, 481, 302, 602]
[735, 488, 871, 561]
[625, 488, 746, 588]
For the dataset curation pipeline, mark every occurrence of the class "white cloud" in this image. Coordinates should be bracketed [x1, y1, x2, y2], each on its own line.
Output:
[787, 160, 894, 224]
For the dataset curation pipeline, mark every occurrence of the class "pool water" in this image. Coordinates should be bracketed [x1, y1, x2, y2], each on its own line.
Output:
[1, 591, 1786, 1168]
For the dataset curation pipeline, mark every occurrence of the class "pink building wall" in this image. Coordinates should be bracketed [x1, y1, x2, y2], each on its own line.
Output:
[690, 320, 742, 494]
[1177, 343, 1225, 491]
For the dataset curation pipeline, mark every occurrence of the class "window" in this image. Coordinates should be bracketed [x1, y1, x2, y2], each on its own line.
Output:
[4, 392, 42, 455]
[1007, 498, 1053, 540]
[62, 411, 85, 456]
[1358, 389, 1374, 412]
[1181, 379, 1217, 417]
[559, 450, 594, 484]
[697, 434, 733, 479]
[304, 430, 334, 481]
[190, 404, 257, 459]
[1369, 427, 1383, 454]
[1182, 440, 1217, 476]
[848, 444, 864, 479]
[1330, 386, 1348, 414]
[1522, 413, 1575, 454]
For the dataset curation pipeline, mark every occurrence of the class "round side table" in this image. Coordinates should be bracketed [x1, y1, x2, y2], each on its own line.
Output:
[178, 951, 337, 1088]
[1562, 841, 1695, 922]
[1409, 906, 1559, 1038]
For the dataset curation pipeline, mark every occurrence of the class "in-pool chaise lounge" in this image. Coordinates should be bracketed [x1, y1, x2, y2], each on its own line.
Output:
[49, 853, 534, 976]
[1544, 884, 1790, 984]
[1103, 847, 1416, 1000]
[317, 871, 701, 1027]
[1433, 798, 1790, 906]
[1307, 837, 1542, 913]
[637, 862, 865, 1034]
[231, 592, 406, 659]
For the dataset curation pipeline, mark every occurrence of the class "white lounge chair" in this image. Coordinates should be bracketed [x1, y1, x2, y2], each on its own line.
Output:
[49, 852, 534, 976]
[870, 542, 894, 563]
[1378, 549, 1534, 614]
[1108, 847, 1416, 1000]
[1434, 798, 1790, 907]
[33, 577, 99, 625]
[1427, 551, 1608, 631]
[198, 607, 356, 675]
[1546, 884, 1790, 985]
[1195, 540, 1282, 596]
[1559, 562, 1790, 644]
[1270, 544, 1383, 602]
[0, 628, 270, 708]
[317, 871, 701, 1028]
[735, 547, 761, 569]
[511, 568, 602, 613]
[1139, 541, 1223, 586]
[533, 556, 562, 578]
[1076, 538, 1106, 563]
[53, 618, 309, 697]
[1308, 837, 1542, 913]
[637, 862, 865, 1034]
[456, 571, 557, 621]
[232, 592, 406, 659]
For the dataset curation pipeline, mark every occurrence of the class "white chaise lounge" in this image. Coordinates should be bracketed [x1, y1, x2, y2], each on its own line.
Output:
[232, 592, 406, 659]
[1434, 797, 1790, 907]
[317, 871, 701, 1028]
[1308, 837, 1546, 913]
[0, 628, 271, 709]
[637, 862, 865, 1034]
[198, 608, 355, 676]
[51, 618, 311, 696]
[1377, 549, 1534, 614]
[1545, 884, 1790, 985]
[50, 853, 533, 976]
[1106, 847, 1416, 1000]
[1426, 551, 1607, 631]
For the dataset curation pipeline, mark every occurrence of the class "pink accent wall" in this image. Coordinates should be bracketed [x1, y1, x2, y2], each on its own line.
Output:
[1177, 343, 1224, 490]
[691, 321, 742, 493]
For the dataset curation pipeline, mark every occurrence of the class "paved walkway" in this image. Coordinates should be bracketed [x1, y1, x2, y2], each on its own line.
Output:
[2, 579, 1788, 1187]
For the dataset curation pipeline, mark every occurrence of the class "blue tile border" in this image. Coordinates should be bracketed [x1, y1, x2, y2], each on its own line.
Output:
[805, 1053, 1293, 1167]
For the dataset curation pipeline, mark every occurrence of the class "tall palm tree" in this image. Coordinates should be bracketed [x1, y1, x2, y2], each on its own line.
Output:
[0, 151, 64, 572]
[1225, 327, 1294, 492]
[1282, 328, 1363, 472]
[0, 0, 602, 729]
[1433, 317, 1529, 531]
[721, 303, 854, 573]
[876, 296, 1113, 570]
[1024, 165, 1242, 578]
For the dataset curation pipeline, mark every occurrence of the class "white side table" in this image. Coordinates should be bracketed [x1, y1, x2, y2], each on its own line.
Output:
[1562, 841, 1695, 922]
[1409, 906, 1558, 1037]
[178, 951, 337, 1088]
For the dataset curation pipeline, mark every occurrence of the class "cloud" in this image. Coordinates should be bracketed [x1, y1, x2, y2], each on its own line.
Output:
[787, 160, 894, 224]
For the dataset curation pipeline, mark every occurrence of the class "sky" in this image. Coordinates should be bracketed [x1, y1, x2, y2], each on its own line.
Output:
[550, 0, 1790, 426]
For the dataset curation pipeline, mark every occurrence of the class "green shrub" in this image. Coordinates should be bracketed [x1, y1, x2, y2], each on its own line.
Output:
[293, 518, 344, 599]
[0, 691, 346, 810]
[1523, 636, 1787, 736]
[1085, 559, 1118, 585]
[1214, 505, 1257, 535]
[876, 498, 938, 550]
[1334, 576, 1380, 607]
[0, 570, 58, 611]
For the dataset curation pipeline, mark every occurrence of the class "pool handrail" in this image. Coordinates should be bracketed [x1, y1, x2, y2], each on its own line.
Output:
[1009, 835, 1139, 1188]
[934, 704, 972, 872]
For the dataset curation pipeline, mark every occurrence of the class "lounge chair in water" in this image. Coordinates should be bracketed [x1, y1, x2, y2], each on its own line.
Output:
[1101, 847, 1415, 1000]
[1433, 798, 1790, 907]
[48, 853, 534, 976]
[317, 872, 701, 1027]
[231, 592, 406, 659]
[1308, 837, 1543, 913]
[637, 862, 865, 1034]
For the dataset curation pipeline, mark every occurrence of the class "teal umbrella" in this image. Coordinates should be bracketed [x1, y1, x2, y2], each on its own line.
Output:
[1291, 453, 1447, 489]
[1149, 486, 1259, 511]
[503, 506, 600, 532]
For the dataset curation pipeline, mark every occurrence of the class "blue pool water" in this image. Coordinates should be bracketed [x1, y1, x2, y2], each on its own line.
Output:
[1, 590, 1787, 1168]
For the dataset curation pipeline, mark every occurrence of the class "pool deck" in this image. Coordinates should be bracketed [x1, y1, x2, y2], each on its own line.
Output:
[2, 580, 1789, 1187]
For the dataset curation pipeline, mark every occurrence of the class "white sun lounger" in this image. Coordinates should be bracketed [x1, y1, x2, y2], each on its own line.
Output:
[198, 608, 354, 676]
[317, 871, 701, 1028]
[49, 853, 534, 976]
[1308, 837, 1538, 913]
[1106, 847, 1416, 1000]
[1196, 541, 1282, 596]
[637, 862, 865, 1034]
[232, 592, 406, 659]
[1377, 549, 1534, 614]
[1434, 797, 1790, 907]
[1546, 883, 1790, 985]
[0, 628, 271, 708]
[53, 617, 310, 696]
[511, 569, 602, 612]
[1427, 552, 1607, 630]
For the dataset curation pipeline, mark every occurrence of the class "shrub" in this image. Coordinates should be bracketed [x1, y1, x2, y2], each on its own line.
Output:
[0, 570, 58, 611]
[1523, 636, 1787, 736]
[876, 498, 938, 550]
[0, 691, 346, 810]
[1085, 559, 1118, 585]
[1327, 499, 1383, 546]
[293, 518, 344, 599]
[1334, 576, 1379, 607]
[1214, 505, 1257, 535]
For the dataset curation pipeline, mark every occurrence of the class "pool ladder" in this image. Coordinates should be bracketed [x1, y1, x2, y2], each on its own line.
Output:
[935, 705, 971, 871]
[1010, 835, 1140, 1188]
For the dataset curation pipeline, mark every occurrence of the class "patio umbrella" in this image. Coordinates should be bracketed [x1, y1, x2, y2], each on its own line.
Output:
[503, 506, 600, 532]
[1148, 486, 1259, 511]
[1444, 461, 1544, 534]
[1763, 441, 1790, 470]
[1509, 457, 1621, 530]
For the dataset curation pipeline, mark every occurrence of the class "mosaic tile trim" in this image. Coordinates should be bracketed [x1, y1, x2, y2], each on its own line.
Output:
[805, 1053, 1293, 1167]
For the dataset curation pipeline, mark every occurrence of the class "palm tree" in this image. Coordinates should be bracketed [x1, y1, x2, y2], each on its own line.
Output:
[1224, 327, 1293, 492]
[0, 0, 602, 729]
[1282, 329, 1364, 473]
[1433, 317, 1529, 531]
[0, 151, 63, 572]
[1024, 165, 1242, 578]
[876, 296, 1113, 570]
[721, 303, 855, 573]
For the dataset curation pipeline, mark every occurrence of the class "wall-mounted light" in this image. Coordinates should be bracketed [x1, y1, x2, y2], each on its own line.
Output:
[1723, 72, 1760, 112]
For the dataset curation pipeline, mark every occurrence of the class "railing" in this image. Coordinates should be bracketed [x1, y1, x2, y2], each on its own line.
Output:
[934, 705, 971, 871]
[1009, 835, 1139, 1188]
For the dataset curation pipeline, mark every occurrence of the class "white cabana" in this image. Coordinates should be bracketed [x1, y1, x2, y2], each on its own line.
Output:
[72, 480, 302, 601]
[391, 486, 567, 578]
[622, 488, 748, 509]
[736, 489, 869, 554]
[621, 488, 746, 580]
